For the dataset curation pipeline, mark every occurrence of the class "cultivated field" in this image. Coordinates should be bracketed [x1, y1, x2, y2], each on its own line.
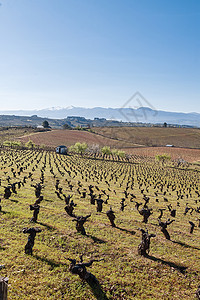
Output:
[125, 147, 200, 164]
[0, 148, 200, 299]
[92, 127, 200, 148]
[14, 128, 200, 163]
[16, 129, 140, 148]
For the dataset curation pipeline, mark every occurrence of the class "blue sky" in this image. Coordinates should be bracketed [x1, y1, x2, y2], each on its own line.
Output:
[0, 0, 199, 112]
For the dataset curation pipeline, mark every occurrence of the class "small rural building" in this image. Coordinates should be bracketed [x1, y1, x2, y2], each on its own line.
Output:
[56, 145, 68, 154]
[165, 144, 174, 147]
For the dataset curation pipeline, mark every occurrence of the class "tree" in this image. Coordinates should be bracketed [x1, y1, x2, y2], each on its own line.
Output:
[74, 126, 81, 130]
[76, 142, 87, 155]
[25, 140, 35, 149]
[163, 122, 167, 128]
[117, 150, 125, 158]
[3, 140, 22, 149]
[112, 149, 125, 159]
[3, 140, 12, 147]
[42, 120, 50, 128]
[63, 123, 72, 130]
[155, 153, 171, 165]
[11, 141, 22, 149]
[87, 144, 100, 155]
[40, 144, 46, 149]
[101, 146, 111, 158]
[69, 142, 88, 155]
[112, 149, 118, 156]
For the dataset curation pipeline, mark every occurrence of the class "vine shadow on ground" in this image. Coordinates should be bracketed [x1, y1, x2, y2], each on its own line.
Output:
[86, 276, 109, 300]
[33, 254, 66, 269]
[116, 226, 136, 235]
[172, 240, 200, 251]
[145, 254, 187, 274]
[87, 235, 107, 244]
[36, 221, 56, 231]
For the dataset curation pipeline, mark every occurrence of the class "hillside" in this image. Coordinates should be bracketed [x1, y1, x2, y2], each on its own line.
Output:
[92, 127, 200, 149]
[0, 127, 35, 144]
[12, 128, 200, 163]
[0, 115, 66, 128]
[9, 127, 200, 150]
[1, 106, 200, 127]
[15, 129, 141, 148]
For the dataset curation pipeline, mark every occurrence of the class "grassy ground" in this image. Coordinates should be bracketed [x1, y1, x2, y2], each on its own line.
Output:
[0, 148, 200, 299]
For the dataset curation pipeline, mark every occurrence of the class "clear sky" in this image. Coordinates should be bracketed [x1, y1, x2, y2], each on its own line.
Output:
[0, 0, 199, 112]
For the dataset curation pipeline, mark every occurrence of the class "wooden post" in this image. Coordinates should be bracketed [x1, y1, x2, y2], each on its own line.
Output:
[0, 277, 8, 300]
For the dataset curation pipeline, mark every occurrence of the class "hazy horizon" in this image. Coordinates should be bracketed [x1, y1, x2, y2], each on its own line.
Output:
[0, 105, 200, 116]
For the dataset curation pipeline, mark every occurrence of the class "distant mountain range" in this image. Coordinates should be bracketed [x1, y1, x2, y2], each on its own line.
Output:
[0, 106, 200, 127]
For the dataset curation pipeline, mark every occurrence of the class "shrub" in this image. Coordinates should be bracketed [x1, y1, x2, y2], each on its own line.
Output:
[155, 153, 171, 165]
[63, 124, 72, 130]
[87, 144, 101, 154]
[101, 146, 112, 157]
[3, 140, 12, 147]
[25, 140, 35, 149]
[117, 150, 125, 158]
[69, 142, 88, 155]
[112, 149, 118, 156]
[11, 141, 22, 149]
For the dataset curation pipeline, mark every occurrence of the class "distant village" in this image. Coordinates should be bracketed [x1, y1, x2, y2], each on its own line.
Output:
[63, 116, 197, 129]
[0, 114, 198, 129]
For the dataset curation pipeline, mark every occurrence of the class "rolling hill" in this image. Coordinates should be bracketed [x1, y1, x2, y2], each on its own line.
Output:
[0, 106, 200, 127]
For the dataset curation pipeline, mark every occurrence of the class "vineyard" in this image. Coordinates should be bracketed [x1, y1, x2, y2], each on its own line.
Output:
[14, 128, 200, 163]
[16, 129, 140, 149]
[92, 127, 200, 149]
[0, 147, 200, 299]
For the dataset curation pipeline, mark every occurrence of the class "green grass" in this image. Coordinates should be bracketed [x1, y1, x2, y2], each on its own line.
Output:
[0, 148, 200, 299]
